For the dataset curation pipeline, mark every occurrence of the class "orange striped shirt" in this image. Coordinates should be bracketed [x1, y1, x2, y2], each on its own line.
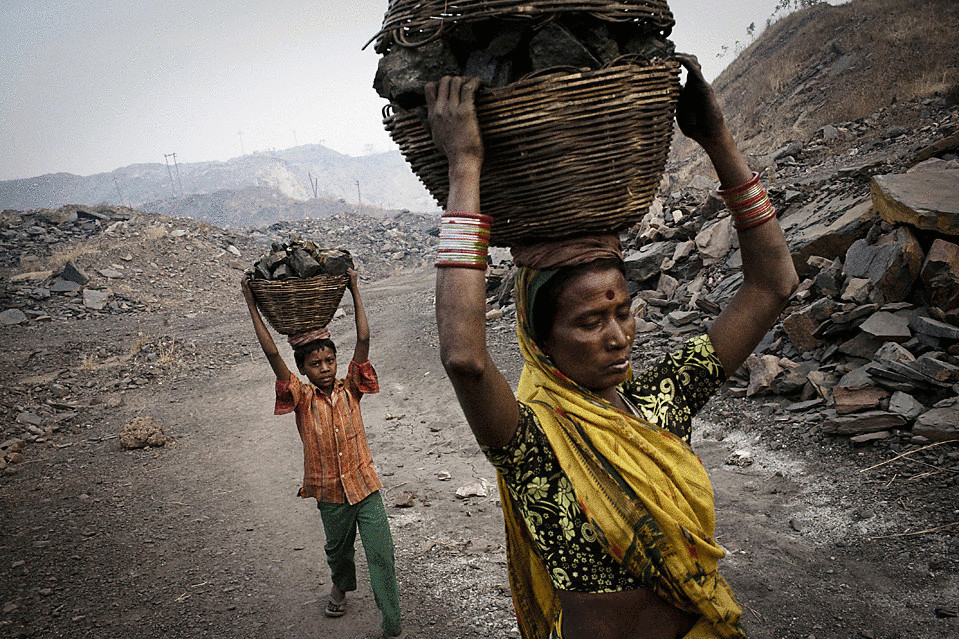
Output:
[274, 359, 382, 504]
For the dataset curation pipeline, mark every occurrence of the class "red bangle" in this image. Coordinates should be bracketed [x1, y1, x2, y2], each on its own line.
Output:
[717, 172, 777, 231]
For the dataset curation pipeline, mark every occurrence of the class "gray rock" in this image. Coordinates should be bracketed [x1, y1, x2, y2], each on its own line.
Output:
[888, 392, 925, 420]
[913, 406, 959, 442]
[920, 239, 959, 311]
[97, 267, 123, 279]
[874, 341, 916, 363]
[16, 411, 43, 426]
[843, 227, 924, 304]
[529, 22, 599, 70]
[373, 39, 460, 106]
[820, 124, 840, 140]
[822, 411, 907, 435]
[850, 431, 891, 445]
[60, 260, 90, 285]
[871, 160, 959, 236]
[50, 279, 81, 293]
[783, 195, 874, 277]
[909, 315, 959, 340]
[0, 309, 27, 325]
[859, 311, 911, 342]
[83, 289, 111, 310]
[624, 242, 675, 283]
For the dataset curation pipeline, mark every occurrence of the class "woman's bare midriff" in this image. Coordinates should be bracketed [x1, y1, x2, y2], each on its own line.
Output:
[558, 586, 698, 639]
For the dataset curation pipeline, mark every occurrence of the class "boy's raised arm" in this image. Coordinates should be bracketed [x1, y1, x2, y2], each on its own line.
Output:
[241, 278, 292, 381]
[348, 269, 370, 365]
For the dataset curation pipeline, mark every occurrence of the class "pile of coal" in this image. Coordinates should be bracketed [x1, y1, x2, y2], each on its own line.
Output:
[373, 14, 675, 109]
[247, 239, 353, 281]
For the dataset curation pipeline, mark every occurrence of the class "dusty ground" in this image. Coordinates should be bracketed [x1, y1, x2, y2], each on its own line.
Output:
[1, 265, 957, 639]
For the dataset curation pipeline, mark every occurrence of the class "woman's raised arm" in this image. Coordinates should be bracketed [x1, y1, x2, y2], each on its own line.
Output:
[675, 54, 800, 375]
[428, 76, 519, 449]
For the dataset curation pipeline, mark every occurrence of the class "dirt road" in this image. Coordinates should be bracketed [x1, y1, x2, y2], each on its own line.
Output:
[2, 268, 956, 638]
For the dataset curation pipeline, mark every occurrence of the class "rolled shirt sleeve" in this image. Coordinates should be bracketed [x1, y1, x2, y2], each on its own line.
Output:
[274, 372, 305, 415]
[345, 359, 379, 399]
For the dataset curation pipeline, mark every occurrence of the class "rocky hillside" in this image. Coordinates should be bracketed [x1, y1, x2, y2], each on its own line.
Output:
[0, 144, 436, 217]
[671, 0, 959, 178]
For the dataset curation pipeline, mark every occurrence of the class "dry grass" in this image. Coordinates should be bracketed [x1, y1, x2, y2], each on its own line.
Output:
[79, 353, 98, 371]
[154, 337, 181, 368]
[43, 242, 95, 271]
[144, 225, 168, 240]
[707, 0, 959, 153]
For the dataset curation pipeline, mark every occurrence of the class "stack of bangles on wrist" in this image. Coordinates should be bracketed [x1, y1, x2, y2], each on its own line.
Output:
[717, 171, 777, 231]
[435, 212, 492, 269]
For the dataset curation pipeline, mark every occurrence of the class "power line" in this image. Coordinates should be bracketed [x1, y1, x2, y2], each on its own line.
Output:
[163, 154, 177, 198]
[164, 153, 183, 198]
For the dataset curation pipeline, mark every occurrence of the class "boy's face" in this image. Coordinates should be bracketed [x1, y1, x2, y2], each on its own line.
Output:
[301, 346, 337, 392]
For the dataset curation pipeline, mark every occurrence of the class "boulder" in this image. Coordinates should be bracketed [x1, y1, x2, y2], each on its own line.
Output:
[745, 354, 786, 396]
[822, 411, 907, 435]
[912, 405, 959, 442]
[888, 391, 925, 421]
[60, 260, 90, 285]
[783, 307, 823, 353]
[831, 386, 889, 414]
[871, 159, 959, 236]
[695, 217, 737, 266]
[0, 309, 27, 325]
[920, 239, 959, 311]
[842, 227, 923, 304]
[909, 315, 959, 341]
[624, 242, 675, 283]
[858, 311, 911, 342]
[83, 289, 111, 310]
[783, 195, 875, 277]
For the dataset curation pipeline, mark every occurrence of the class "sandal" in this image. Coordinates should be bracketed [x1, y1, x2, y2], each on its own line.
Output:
[325, 596, 347, 618]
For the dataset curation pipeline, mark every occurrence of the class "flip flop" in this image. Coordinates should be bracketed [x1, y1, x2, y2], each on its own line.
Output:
[325, 596, 347, 618]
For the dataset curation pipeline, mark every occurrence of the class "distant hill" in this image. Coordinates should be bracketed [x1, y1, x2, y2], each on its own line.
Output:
[141, 185, 410, 229]
[0, 144, 438, 216]
[670, 0, 959, 176]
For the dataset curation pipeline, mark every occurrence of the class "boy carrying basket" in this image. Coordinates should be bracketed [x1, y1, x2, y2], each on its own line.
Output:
[241, 268, 403, 638]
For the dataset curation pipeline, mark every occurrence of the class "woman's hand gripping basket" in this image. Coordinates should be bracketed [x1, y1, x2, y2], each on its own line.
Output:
[371, 0, 681, 246]
[245, 240, 354, 336]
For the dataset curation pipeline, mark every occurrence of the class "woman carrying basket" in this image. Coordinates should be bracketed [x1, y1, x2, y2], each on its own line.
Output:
[428, 55, 798, 639]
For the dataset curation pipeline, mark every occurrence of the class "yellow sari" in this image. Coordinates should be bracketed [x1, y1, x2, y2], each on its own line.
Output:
[501, 264, 745, 639]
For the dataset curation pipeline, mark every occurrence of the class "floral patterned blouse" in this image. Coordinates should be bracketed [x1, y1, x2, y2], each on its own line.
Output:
[482, 334, 726, 592]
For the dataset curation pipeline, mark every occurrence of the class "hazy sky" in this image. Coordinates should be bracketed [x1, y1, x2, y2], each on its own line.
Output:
[1, 1, 834, 181]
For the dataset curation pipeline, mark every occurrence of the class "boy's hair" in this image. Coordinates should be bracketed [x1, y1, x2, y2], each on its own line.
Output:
[293, 338, 337, 371]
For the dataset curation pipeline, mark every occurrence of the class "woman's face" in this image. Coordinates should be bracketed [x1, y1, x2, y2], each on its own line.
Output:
[542, 267, 635, 396]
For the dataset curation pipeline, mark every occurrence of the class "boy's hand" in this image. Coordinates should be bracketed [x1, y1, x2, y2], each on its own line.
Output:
[347, 268, 359, 292]
[241, 277, 257, 305]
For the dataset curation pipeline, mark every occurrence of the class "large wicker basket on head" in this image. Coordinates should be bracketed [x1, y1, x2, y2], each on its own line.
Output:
[369, 0, 675, 52]
[247, 274, 349, 336]
[384, 57, 681, 246]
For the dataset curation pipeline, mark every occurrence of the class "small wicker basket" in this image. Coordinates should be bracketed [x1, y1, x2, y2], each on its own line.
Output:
[384, 57, 681, 246]
[247, 274, 349, 336]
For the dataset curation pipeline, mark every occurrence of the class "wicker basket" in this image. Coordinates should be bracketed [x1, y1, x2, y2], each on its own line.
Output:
[369, 0, 675, 51]
[384, 57, 680, 246]
[247, 274, 349, 336]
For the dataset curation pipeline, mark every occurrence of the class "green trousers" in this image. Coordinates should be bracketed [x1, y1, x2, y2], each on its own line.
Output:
[317, 491, 401, 636]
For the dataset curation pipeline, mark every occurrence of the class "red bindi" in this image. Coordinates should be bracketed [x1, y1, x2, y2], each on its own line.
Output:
[606, 289, 615, 300]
